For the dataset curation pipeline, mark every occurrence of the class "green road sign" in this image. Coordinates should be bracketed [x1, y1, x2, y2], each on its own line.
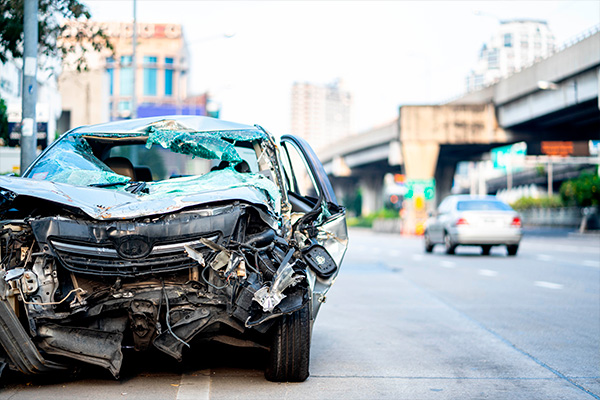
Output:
[491, 142, 527, 172]
[405, 178, 435, 200]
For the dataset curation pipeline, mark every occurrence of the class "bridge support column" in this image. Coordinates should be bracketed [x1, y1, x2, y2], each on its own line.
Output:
[402, 141, 440, 235]
[403, 141, 440, 179]
[359, 175, 383, 216]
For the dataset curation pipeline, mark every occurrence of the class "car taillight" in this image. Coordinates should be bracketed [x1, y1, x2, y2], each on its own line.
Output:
[455, 218, 469, 226]
[511, 217, 521, 227]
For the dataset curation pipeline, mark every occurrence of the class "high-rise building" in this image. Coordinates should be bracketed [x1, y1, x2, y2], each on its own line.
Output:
[58, 21, 208, 131]
[466, 19, 555, 92]
[291, 79, 353, 150]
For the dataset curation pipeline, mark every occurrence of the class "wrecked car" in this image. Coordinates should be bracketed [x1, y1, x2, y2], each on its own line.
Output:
[0, 116, 347, 382]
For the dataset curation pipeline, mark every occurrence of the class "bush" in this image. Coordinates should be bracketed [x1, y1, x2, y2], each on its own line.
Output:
[346, 208, 399, 228]
[510, 196, 564, 211]
[560, 171, 600, 207]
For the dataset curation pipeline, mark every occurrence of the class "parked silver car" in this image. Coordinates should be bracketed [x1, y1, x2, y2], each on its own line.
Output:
[0, 116, 348, 382]
[424, 195, 522, 255]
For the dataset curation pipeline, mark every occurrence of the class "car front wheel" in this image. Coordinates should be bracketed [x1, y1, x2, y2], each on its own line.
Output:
[444, 233, 456, 255]
[507, 245, 519, 256]
[265, 303, 311, 382]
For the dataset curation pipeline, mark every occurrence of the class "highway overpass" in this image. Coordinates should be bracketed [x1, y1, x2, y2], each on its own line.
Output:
[319, 28, 599, 230]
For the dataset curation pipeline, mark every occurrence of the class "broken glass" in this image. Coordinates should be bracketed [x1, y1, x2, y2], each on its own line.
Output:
[145, 127, 267, 165]
[25, 136, 131, 186]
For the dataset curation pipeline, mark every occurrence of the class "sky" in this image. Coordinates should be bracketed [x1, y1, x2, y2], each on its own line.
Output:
[83, 0, 600, 135]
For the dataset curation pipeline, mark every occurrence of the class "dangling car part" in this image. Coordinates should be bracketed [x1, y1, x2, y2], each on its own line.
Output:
[0, 116, 347, 382]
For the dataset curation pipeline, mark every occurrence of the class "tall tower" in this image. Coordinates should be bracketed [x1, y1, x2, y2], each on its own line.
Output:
[291, 79, 353, 150]
[466, 19, 555, 91]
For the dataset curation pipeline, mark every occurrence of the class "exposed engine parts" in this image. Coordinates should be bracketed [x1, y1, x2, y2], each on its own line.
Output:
[0, 204, 336, 378]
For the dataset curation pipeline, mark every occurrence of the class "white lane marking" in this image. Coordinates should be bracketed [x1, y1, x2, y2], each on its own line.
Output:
[582, 260, 600, 268]
[440, 261, 456, 268]
[412, 254, 424, 262]
[537, 254, 553, 262]
[534, 281, 564, 290]
[176, 370, 211, 400]
[479, 269, 498, 277]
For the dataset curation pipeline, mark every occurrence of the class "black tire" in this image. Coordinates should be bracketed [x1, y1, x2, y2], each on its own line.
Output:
[507, 245, 519, 256]
[444, 233, 456, 255]
[481, 245, 492, 256]
[424, 232, 434, 253]
[265, 303, 311, 382]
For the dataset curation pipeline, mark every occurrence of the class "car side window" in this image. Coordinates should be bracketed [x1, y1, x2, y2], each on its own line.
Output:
[279, 141, 320, 200]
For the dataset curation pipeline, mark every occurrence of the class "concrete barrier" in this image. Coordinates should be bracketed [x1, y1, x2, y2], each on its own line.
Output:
[519, 207, 588, 228]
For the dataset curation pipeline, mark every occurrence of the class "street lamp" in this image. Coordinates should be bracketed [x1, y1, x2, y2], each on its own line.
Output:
[537, 79, 578, 103]
[537, 80, 559, 90]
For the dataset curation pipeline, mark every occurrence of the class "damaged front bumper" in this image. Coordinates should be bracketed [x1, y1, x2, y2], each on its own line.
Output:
[0, 200, 339, 378]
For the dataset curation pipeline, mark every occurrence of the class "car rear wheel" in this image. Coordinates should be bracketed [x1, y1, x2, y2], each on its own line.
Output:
[265, 303, 311, 382]
[444, 233, 456, 255]
[424, 232, 434, 253]
[507, 245, 519, 256]
[481, 245, 492, 256]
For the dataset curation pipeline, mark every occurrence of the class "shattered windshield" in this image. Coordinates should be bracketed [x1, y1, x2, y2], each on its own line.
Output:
[25, 135, 131, 186]
[23, 127, 280, 209]
[145, 126, 266, 166]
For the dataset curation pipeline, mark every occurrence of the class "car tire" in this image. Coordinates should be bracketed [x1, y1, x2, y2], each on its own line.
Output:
[265, 303, 311, 382]
[444, 233, 456, 255]
[507, 245, 519, 256]
[424, 232, 434, 253]
[481, 245, 492, 256]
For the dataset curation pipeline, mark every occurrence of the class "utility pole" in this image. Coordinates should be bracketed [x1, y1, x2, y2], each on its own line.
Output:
[131, 0, 137, 119]
[20, 0, 38, 174]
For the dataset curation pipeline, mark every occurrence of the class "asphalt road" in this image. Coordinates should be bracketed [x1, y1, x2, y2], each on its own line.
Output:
[1, 228, 599, 399]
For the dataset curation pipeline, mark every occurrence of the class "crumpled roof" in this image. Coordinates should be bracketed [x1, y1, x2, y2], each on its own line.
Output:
[69, 115, 261, 135]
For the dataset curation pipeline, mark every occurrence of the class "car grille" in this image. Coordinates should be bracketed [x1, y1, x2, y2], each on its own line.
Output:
[50, 234, 219, 277]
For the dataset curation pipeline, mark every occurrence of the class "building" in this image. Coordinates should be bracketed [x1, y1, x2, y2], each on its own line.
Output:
[291, 79, 353, 151]
[0, 56, 62, 149]
[466, 19, 555, 91]
[58, 21, 207, 131]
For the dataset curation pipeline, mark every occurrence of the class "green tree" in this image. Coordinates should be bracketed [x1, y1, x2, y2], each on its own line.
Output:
[0, 0, 112, 71]
[560, 171, 600, 207]
[0, 98, 8, 145]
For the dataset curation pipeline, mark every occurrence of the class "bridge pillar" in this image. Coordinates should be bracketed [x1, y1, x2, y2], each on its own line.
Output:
[403, 141, 440, 179]
[401, 141, 440, 234]
[359, 175, 383, 215]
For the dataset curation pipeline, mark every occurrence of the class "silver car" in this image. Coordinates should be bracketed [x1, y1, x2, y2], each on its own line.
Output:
[424, 195, 522, 256]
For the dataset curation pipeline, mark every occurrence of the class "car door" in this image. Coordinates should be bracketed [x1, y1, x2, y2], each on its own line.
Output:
[279, 135, 348, 317]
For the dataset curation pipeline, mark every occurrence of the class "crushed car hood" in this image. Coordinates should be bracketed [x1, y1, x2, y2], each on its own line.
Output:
[0, 169, 280, 220]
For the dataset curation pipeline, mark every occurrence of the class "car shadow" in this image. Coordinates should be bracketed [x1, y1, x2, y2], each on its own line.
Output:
[1, 343, 268, 386]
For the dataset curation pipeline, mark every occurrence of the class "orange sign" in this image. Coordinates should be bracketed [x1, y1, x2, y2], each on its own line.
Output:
[541, 141, 573, 157]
